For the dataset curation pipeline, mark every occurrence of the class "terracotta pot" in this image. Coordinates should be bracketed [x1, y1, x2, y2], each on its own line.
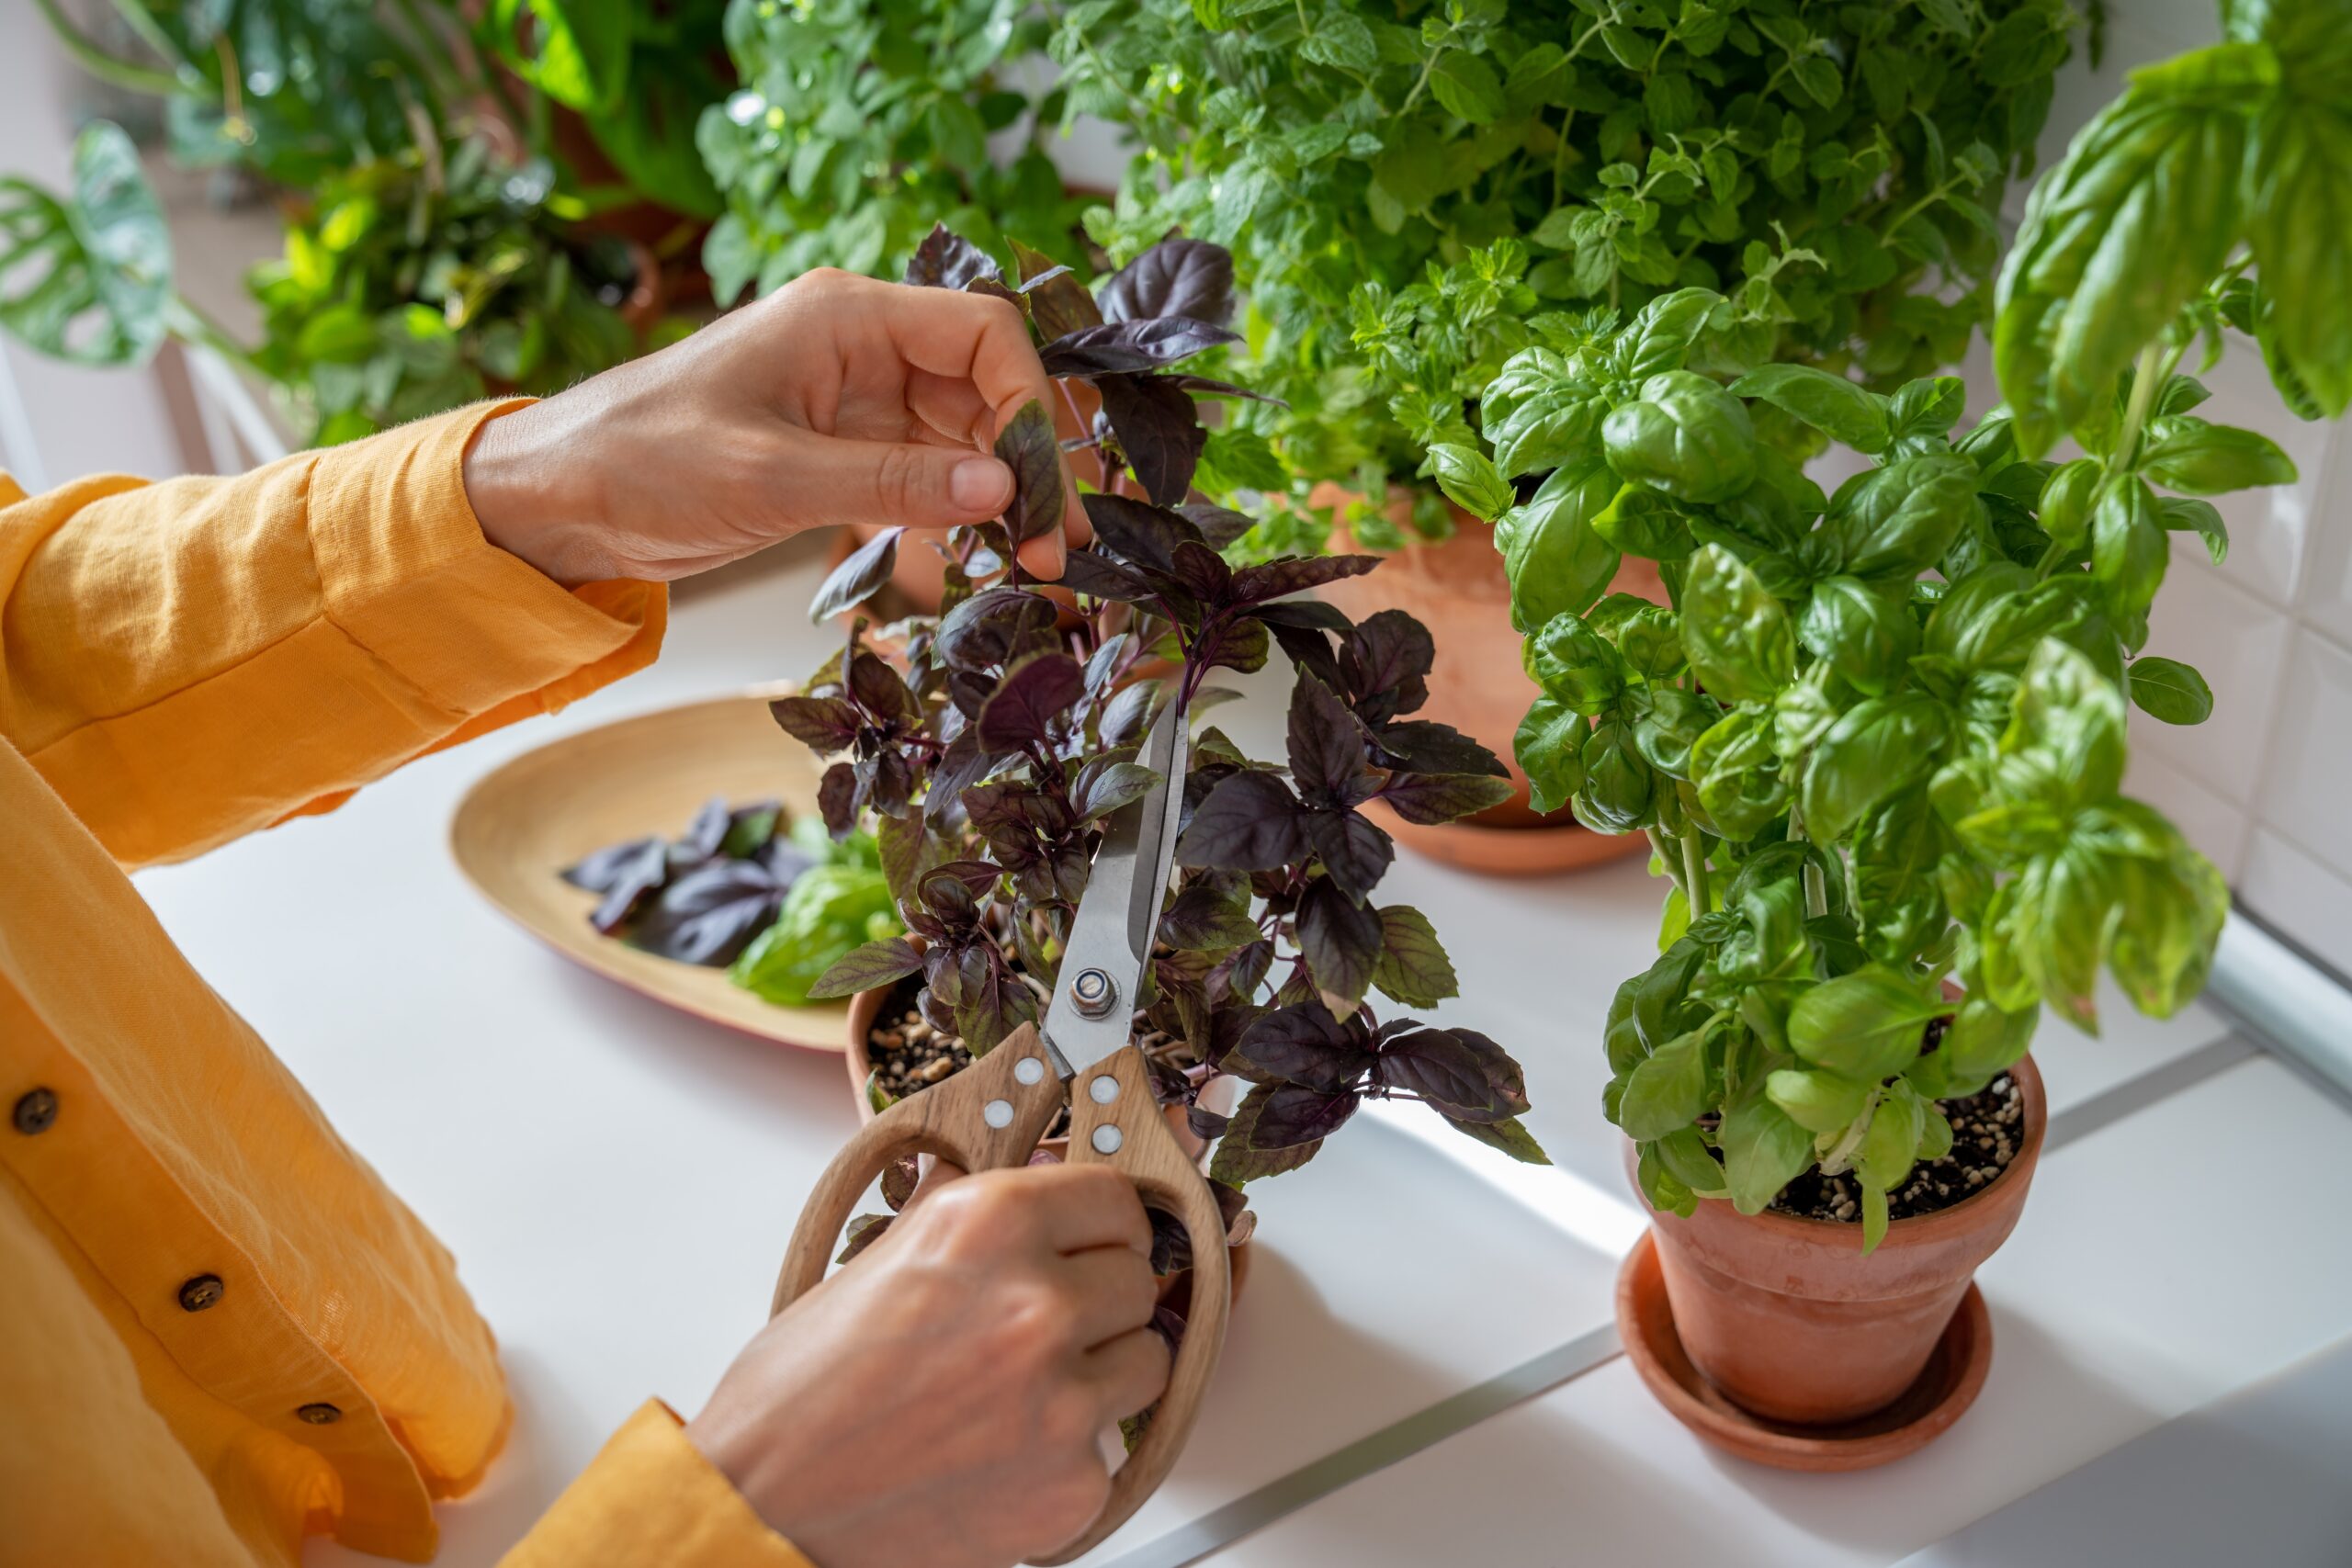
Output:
[842, 967, 1251, 1307]
[1313, 486, 1660, 863]
[851, 381, 1110, 614]
[1627, 1054, 2046, 1427]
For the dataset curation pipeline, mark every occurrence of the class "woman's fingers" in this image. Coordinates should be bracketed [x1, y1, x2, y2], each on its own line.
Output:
[775, 426, 1016, 533]
[1083, 1325, 1174, 1423]
[1052, 1244, 1162, 1349]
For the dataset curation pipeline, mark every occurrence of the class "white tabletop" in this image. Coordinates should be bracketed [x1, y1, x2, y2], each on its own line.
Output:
[128, 541, 2352, 1566]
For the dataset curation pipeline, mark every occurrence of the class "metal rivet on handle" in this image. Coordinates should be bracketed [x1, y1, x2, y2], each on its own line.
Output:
[1091, 1124, 1123, 1155]
[1014, 1055, 1045, 1085]
[983, 1099, 1014, 1129]
[1089, 1075, 1120, 1104]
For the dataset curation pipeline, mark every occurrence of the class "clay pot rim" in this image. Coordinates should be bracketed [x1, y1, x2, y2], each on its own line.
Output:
[1657, 1053, 2047, 1253]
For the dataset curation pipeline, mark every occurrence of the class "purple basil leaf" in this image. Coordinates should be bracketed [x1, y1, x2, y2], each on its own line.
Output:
[1373, 720, 1509, 777]
[1378, 771, 1516, 826]
[926, 729, 991, 821]
[1265, 618, 1343, 694]
[1097, 237, 1236, 328]
[1040, 316, 1241, 377]
[818, 761, 860, 838]
[1287, 674, 1373, 806]
[1055, 547, 1161, 604]
[1437, 1111, 1551, 1163]
[1297, 879, 1383, 1007]
[562, 835, 661, 895]
[584, 837, 669, 932]
[810, 526, 904, 624]
[1157, 884, 1261, 950]
[995, 398, 1065, 544]
[1147, 1205, 1192, 1275]
[1181, 770, 1307, 869]
[682, 795, 732, 860]
[1169, 539, 1234, 604]
[1376, 1026, 1528, 1122]
[904, 224, 1001, 289]
[1302, 807, 1395, 900]
[977, 652, 1085, 752]
[881, 1152, 922, 1212]
[965, 276, 1026, 316]
[1234, 1001, 1367, 1091]
[1187, 1103, 1232, 1141]
[1252, 599, 1353, 632]
[1083, 492, 1206, 574]
[1013, 239, 1103, 342]
[626, 858, 784, 965]
[1176, 502, 1259, 549]
[1209, 1084, 1328, 1182]
[761, 833, 818, 885]
[1340, 609, 1434, 717]
[848, 650, 921, 726]
[1095, 374, 1205, 506]
[1215, 937, 1276, 1003]
[1252, 1082, 1362, 1147]
[1230, 554, 1381, 605]
[935, 586, 1058, 671]
[770, 694, 863, 751]
[835, 1213, 892, 1266]
[1193, 615, 1272, 676]
[806, 936, 927, 1000]
[1098, 681, 1158, 746]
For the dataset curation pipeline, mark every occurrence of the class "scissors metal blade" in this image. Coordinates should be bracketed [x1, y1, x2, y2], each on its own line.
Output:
[1040, 690, 1190, 1078]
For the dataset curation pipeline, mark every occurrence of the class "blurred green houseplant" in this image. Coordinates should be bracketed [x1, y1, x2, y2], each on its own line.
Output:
[696, 0, 1094, 302]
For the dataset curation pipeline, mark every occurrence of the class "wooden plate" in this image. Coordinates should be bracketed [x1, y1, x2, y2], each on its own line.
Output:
[449, 689, 850, 1053]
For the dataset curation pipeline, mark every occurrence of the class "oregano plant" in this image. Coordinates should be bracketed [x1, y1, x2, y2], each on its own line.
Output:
[1448, 253, 2304, 1247]
[775, 227, 1546, 1253]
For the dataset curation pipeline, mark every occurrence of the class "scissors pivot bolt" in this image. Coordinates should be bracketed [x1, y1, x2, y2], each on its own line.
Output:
[1069, 966, 1119, 1019]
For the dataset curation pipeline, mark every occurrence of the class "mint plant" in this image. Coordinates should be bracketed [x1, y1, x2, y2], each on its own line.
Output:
[775, 228, 1545, 1216]
[1055, 0, 2083, 512]
[1450, 262, 2301, 1247]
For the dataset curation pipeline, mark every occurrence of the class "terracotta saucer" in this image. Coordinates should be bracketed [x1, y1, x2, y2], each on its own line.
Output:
[1615, 1231, 1994, 1472]
[1361, 798, 1651, 877]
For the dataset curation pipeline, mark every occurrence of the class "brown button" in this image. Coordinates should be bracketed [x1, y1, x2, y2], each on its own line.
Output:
[177, 1274, 224, 1312]
[11, 1088, 57, 1134]
[296, 1403, 342, 1426]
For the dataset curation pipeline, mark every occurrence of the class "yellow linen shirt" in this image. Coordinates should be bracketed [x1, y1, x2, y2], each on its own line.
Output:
[0, 401, 814, 1568]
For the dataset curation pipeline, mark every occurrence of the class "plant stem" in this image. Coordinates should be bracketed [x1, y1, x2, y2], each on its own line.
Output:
[1679, 829, 1710, 916]
[2111, 338, 2172, 472]
[1787, 793, 1828, 919]
[32, 0, 187, 96]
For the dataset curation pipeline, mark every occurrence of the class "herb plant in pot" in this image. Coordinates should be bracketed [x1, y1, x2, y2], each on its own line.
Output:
[772, 225, 1550, 1323]
[1051, 0, 2083, 868]
[1462, 69, 2336, 1448]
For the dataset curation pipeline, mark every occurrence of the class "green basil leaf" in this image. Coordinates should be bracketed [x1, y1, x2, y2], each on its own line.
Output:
[1789, 964, 1946, 1081]
[2157, 495, 2230, 564]
[1728, 363, 1891, 453]
[2139, 421, 2299, 494]
[1487, 380, 1607, 479]
[1634, 1141, 1699, 1217]
[1718, 1086, 1815, 1214]
[2245, 96, 2352, 418]
[1514, 695, 1588, 816]
[1680, 543, 1796, 704]
[1498, 460, 1622, 633]
[1656, 1124, 1729, 1198]
[1621, 287, 1724, 380]
[1618, 1028, 1712, 1140]
[1527, 610, 1628, 714]
[1853, 1079, 1926, 1191]
[2010, 637, 2129, 807]
[1798, 576, 1918, 695]
[1925, 563, 2077, 671]
[2090, 477, 2168, 618]
[1852, 789, 1950, 964]
[1689, 706, 1789, 841]
[1590, 484, 1699, 559]
[1823, 454, 1979, 581]
[2101, 800, 2230, 1019]
[1623, 683, 1718, 779]
[2126, 654, 2214, 724]
[1798, 693, 1951, 841]
[1427, 442, 1514, 522]
[1933, 995, 2038, 1097]
[1575, 719, 1655, 834]
[1765, 1066, 1872, 1135]
[2036, 457, 2103, 548]
[1601, 370, 1758, 504]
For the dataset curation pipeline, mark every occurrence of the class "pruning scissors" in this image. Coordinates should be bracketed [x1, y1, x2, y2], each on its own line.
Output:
[769, 693, 1227, 1565]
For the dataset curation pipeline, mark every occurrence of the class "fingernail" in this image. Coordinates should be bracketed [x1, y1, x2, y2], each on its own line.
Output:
[951, 457, 1012, 512]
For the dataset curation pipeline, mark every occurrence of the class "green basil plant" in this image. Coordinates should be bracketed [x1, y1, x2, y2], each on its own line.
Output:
[1449, 256, 2310, 1246]
[698, 0, 1095, 302]
[1053, 0, 2084, 544]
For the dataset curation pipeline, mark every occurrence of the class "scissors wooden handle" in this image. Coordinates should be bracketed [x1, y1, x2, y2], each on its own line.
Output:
[769, 1025, 1233, 1565]
[771, 1021, 1067, 1315]
[1032, 1040, 1231, 1563]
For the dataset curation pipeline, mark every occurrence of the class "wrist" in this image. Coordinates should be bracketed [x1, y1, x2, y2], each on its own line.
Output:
[461, 399, 615, 585]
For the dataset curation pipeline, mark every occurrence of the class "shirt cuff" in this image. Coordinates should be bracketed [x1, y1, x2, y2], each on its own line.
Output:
[502, 1401, 820, 1568]
[306, 399, 666, 722]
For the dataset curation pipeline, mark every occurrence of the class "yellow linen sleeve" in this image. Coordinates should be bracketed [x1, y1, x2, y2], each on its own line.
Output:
[500, 1401, 820, 1568]
[0, 400, 664, 867]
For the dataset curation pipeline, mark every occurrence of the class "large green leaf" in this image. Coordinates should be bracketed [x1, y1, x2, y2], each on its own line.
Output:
[0, 122, 170, 367]
[1497, 460, 1621, 633]
[1679, 544, 1795, 705]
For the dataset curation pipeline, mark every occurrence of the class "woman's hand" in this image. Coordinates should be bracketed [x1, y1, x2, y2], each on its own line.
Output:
[461, 267, 1080, 585]
[684, 1163, 1169, 1568]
